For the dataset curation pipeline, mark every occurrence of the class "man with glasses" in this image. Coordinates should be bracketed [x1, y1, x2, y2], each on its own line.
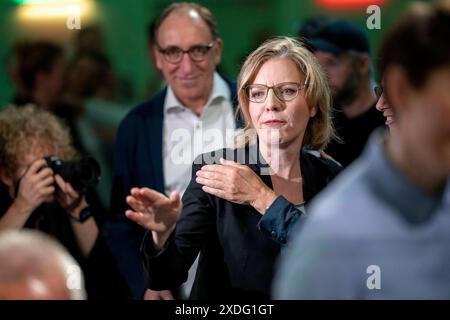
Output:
[106, 2, 241, 299]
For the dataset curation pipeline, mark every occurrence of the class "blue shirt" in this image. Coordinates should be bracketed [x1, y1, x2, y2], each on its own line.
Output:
[273, 131, 450, 299]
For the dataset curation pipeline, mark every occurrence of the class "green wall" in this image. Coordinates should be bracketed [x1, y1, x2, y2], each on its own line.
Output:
[0, 0, 426, 108]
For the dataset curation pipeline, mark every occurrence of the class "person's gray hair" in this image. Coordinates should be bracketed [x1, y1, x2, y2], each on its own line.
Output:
[0, 230, 86, 300]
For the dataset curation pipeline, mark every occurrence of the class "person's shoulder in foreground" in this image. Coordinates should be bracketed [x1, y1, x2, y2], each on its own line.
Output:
[274, 132, 450, 299]
[274, 0, 450, 299]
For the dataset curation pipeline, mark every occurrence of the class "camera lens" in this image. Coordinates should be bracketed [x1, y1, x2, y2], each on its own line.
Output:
[74, 156, 101, 190]
[44, 156, 101, 192]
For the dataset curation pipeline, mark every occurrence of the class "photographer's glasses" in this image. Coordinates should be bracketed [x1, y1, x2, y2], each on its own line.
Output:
[157, 41, 215, 64]
[245, 82, 306, 103]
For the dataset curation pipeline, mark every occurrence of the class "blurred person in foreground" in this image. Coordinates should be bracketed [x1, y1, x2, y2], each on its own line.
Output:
[0, 229, 86, 300]
[274, 0, 450, 299]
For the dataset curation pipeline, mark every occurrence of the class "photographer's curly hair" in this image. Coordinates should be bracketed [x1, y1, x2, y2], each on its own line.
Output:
[0, 105, 78, 176]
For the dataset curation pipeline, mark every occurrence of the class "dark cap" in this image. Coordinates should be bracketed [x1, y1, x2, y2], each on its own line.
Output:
[307, 20, 370, 55]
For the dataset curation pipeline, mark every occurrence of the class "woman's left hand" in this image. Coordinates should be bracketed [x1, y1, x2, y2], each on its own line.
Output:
[196, 159, 277, 214]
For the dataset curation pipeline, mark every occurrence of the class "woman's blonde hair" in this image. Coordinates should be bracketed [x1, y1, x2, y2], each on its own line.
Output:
[0, 105, 78, 176]
[236, 37, 334, 149]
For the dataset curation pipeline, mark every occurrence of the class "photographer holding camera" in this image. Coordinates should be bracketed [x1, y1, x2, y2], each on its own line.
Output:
[0, 105, 129, 299]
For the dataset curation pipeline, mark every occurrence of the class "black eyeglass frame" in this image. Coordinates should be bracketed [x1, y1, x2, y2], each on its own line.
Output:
[157, 41, 216, 64]
[245, 82, 307, 103]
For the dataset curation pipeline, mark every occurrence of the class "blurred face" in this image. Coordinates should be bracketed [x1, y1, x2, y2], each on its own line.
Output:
[375, 92, 395, 128]
[154, 10, 222, 109]
[396, 66, 450, 176]
[248, 58, 317, 149]
[314, 50, 359, 106]
[40, 57, 66, 100]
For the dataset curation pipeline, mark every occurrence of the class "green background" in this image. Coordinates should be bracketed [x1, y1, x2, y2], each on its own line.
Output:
[0, 0, 425, 108]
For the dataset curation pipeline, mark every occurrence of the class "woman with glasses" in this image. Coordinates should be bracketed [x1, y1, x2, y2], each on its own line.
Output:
[126, 37, 341, 299]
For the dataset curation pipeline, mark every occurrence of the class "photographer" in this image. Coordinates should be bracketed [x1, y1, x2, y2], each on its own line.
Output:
[0, 105, 129, 299]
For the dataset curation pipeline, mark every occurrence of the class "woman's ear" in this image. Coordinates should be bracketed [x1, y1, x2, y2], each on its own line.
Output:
[309, 105, 318, 118]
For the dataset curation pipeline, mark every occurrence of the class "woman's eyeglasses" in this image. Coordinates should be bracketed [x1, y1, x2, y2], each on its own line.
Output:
[245, 82, 306, 103]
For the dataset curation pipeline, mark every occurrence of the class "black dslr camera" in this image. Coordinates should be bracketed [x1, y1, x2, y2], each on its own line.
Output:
[44, 156, 101, 192]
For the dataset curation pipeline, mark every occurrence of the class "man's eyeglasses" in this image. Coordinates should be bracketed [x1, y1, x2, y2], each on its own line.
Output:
[157, 42, 215, 64]
[374, 85, 383, 99]
[245, 82, 306, 103]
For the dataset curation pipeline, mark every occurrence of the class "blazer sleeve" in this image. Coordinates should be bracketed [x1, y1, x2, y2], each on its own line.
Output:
[142, 159, 216, 291]
[257, 195, 303, 245]
[258, 152, 342, 246]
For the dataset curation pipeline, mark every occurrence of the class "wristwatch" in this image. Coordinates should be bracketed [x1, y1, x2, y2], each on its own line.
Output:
[70, 206, 92, 223]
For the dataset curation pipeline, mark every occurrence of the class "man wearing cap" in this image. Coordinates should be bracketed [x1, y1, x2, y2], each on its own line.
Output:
[308, 20, 385, 167]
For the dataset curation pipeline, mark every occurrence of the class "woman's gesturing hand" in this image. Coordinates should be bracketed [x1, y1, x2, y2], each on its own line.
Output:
[196, 158, 277, 214]
[125, 187, 182, 236]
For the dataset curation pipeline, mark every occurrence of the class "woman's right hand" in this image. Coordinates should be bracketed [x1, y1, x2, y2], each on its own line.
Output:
[125, 188, 182, 248]
[14, 159, 55, 215]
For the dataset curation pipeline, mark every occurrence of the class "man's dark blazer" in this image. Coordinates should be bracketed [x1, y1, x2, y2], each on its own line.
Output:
[104, 77, 241, 299]
[142, 146, 342, 300]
